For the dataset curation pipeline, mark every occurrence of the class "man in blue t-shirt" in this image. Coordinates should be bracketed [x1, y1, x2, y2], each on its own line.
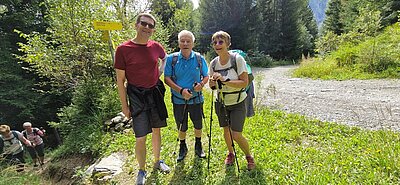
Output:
[164, 30, 209, 162]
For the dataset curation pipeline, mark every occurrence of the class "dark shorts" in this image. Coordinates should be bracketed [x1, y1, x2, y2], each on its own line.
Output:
[215, 100, 246, 132]
[4, 151, 25, 164]
[27, 143, 45, 159]
[173, 103, 203, 132]
[131, 96, 167, 138]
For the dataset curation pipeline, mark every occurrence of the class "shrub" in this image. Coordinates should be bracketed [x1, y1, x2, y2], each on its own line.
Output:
[247, 50, 275, 67]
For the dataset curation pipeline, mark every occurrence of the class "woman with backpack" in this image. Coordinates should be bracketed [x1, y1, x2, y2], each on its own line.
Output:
[0, 124, 32, 171]
[208, 31, 256, 171]
[22, 122, 45, 167]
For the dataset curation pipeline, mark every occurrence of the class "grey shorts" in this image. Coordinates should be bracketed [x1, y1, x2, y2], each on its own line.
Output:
[173, 103, 203, 132]
[215, 100, 246, 132]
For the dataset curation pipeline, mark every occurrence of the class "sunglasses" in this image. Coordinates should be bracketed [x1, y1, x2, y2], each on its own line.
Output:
[139, 21, 155, 29]
[212, 40, 224, 46]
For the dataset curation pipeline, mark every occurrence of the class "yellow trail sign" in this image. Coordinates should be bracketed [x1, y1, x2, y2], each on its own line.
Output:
[101, 30, 109, 42]
[93, 21, 122, 30]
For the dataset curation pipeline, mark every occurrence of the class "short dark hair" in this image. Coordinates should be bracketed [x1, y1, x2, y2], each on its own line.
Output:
[136, 13, 157, 28]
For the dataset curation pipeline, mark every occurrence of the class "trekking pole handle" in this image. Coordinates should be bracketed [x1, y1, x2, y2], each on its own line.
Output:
[217, 80, 223, 89]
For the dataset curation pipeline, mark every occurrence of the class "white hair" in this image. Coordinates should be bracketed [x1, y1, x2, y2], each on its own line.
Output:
[23, 122, 32, 127]
[178, 30, 195, 42]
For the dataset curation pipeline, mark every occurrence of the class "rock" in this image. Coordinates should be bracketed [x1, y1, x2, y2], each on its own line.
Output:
[86, 152, 127, 183]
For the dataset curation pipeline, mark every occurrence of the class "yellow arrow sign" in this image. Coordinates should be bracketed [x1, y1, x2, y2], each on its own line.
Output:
[93, 21, 122, 30]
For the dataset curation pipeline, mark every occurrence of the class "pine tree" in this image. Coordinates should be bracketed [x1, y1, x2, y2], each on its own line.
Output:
[0, 0, 63, 128]
[323, 0, 343, 35]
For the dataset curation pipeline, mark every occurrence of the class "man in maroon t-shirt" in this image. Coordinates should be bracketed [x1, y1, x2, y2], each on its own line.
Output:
[114, 13, 170, 185]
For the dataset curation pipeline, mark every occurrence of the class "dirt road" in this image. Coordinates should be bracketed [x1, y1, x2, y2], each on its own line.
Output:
[253, 65, 400, 131]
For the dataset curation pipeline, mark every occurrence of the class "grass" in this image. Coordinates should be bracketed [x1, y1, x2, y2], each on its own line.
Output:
[2, 87, 400, 184]
[293, 23, 400, 80]
[0, 165, 43, 185]
[292, 58, 385, 80]
[100, 89, 400, 184]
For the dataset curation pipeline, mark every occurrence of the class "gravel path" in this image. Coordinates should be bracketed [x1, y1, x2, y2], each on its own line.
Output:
[254, 65, 400, 131]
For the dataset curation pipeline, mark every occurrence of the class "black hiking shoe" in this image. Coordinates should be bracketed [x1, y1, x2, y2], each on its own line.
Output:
[195, 142, 206, 158]
[177, 144, 188, 162]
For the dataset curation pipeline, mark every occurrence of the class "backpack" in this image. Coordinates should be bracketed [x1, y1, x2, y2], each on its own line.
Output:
[228, 50, 254, 86]
[0, 131, 20, 152]
[211, 52, 248, 102]
[22, 128, 43, 139]
[171, 52, 204, 82]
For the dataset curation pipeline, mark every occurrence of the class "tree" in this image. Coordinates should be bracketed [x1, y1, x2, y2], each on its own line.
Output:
[299, 1, 318, 57]
[198, 0, 253, 53]
[0, 0, 64, 131]
[382, 0, 400, 27]
[323, 0, 343, 35]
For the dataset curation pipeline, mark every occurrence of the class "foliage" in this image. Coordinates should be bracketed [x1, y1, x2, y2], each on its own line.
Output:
[15, 0, 170, 153]
[150, 0, 197, 51]
[246, 50, 275, 68]
[198, 0, 254, 52]
[322, 0, 343, 35]
[0, 0, 64, 130]
[17, 0, 115, 92]
[295, 23, 400, 80]
[49, 77, 120, 156]
[0, 166, 42, 185]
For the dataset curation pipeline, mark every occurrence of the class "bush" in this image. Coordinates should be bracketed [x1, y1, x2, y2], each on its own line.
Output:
[50, 77, 120, 157]
[297, 22, 400, 79]
[247, 50, 275, 67]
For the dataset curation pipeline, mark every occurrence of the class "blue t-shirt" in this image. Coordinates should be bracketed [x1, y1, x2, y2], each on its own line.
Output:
[164, 51, 208, 104]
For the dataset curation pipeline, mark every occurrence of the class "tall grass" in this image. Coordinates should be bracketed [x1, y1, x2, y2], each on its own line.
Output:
[294, 23, 400, 80]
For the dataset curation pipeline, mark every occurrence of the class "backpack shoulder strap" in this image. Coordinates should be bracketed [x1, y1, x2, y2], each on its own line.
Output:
[33, 128, 39, 135]
[229, 52, 238, 74]
[194, 52, 203, 80]
[22, 130, 27, 138]
[171, 52, 180, 81]
[211, 57, 218, 72]
[0, 136, 3, 151]
[11, 131, 20, 141]
[171, 52, 179, 67]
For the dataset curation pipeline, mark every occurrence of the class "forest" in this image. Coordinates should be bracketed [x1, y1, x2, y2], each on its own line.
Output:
[0, 0, 399, 184]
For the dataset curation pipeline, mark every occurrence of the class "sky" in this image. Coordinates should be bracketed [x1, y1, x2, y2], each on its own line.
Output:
[192, 0, 199, 9]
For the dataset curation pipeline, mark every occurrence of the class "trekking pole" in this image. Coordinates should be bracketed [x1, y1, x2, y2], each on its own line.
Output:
[207, 88, 215, 172]
[218, 80, 240, 175]
[173, 98, 189, 158]
[31, 145, 44, 170]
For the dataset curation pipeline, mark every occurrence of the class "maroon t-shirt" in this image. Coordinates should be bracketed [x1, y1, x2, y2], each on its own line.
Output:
[114, 40, 166, 88]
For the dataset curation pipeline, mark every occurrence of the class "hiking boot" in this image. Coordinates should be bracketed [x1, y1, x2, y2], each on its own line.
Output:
[136, 170, 146, 185]
[246, 155, 256, 170]
[224, 152, 235, 165]
[153, 160, 170, 173]
[177, 144, 188, 162]
[195, 142, 206, 158]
